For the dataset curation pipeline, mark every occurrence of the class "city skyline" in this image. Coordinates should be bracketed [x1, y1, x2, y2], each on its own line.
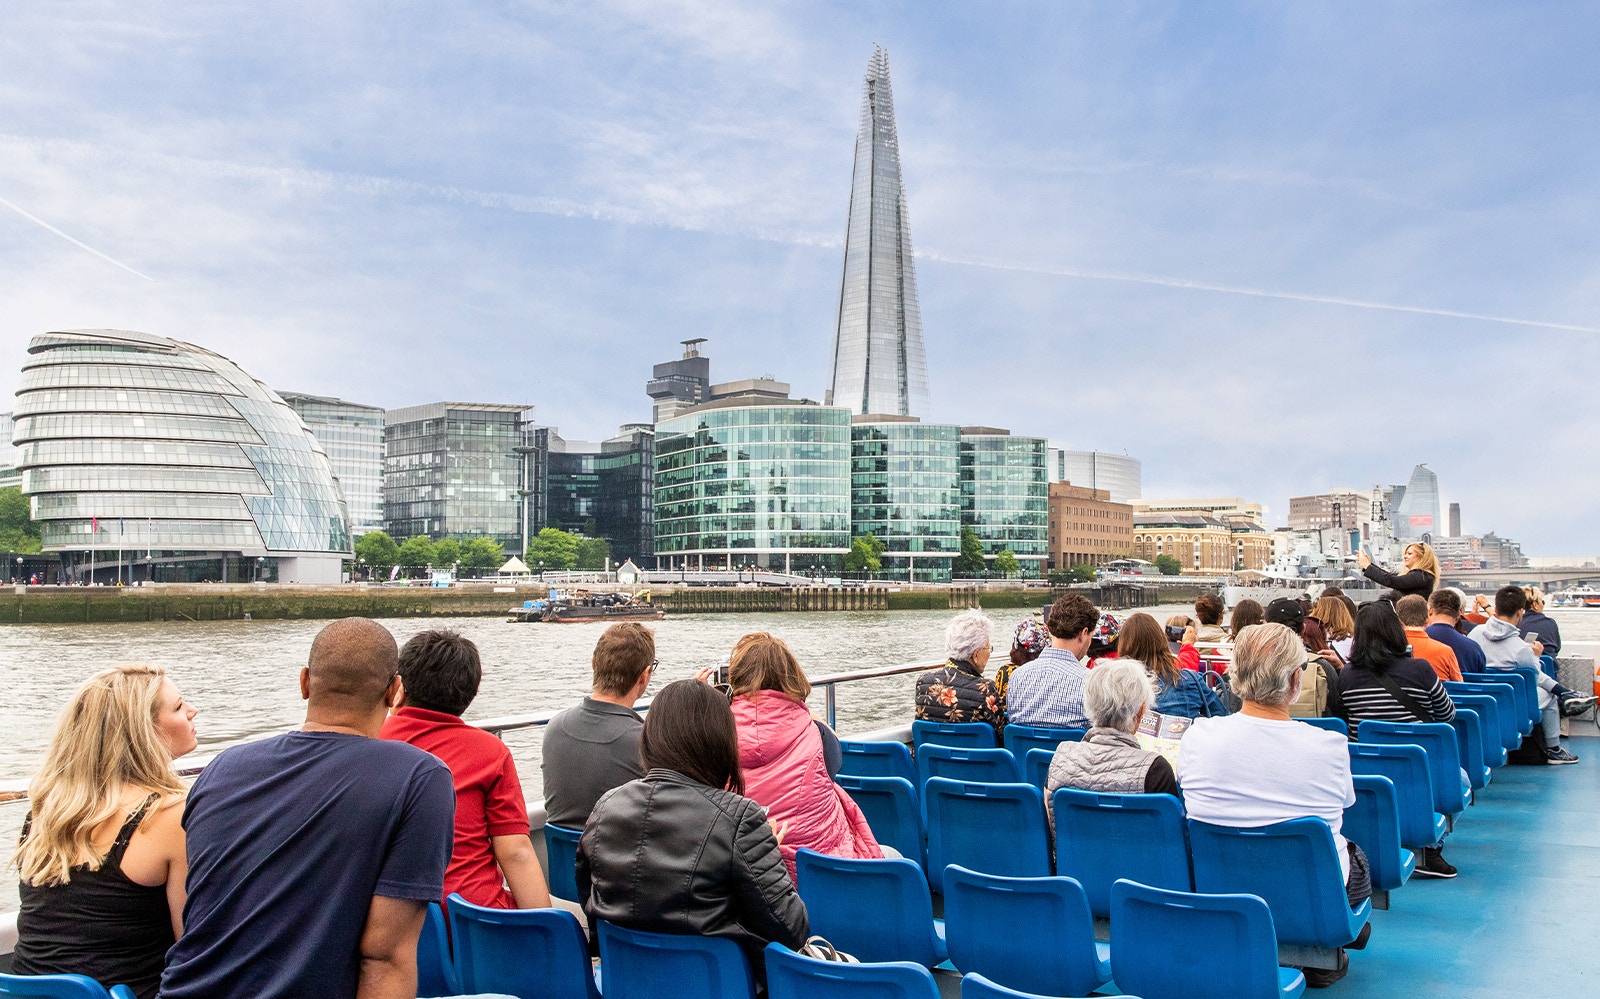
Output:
[3, 4, 1599, 551]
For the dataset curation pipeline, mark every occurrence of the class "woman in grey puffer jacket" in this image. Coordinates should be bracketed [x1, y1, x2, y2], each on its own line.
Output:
[1045, 660, 1179, 829]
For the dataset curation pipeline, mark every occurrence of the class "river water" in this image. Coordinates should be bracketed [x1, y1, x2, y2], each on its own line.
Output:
[5, 605, 1599, 912]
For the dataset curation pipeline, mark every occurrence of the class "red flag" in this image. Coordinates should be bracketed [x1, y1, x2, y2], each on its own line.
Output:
[90, 516, 98, 533]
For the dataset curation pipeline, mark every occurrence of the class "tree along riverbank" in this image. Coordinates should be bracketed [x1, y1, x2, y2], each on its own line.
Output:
[0, 580, 1206, 624]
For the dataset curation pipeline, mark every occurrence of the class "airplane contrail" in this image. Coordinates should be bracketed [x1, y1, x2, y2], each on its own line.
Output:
[0, 194, 155, 282]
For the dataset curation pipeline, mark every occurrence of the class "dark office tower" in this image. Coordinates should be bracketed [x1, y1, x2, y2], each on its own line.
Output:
[827, 47, 931, 418]
[646, 339, 712, 423]
[1449, 502, 1461, 538]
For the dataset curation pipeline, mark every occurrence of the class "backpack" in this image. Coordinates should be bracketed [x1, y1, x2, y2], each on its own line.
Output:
[1288, 655, 1343, 719]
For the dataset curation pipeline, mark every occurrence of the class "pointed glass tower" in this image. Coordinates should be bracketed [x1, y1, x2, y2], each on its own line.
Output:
[828, 47, 931, 418]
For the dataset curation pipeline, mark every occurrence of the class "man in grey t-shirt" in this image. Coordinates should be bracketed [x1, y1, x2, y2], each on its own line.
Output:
[542, 622, 655, 830]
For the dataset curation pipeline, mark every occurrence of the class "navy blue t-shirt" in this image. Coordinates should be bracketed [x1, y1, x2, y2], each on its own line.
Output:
[1426, 622, 1488, 673]
[160, 731, 454, 999]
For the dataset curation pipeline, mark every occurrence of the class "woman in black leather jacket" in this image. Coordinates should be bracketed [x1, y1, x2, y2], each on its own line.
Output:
[576, 678, 809, 976]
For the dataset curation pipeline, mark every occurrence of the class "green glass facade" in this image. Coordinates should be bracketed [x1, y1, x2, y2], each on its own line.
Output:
[851, 421, 960, 581]
[960, 432, 1048, 576]
[654, 405, 851, 571]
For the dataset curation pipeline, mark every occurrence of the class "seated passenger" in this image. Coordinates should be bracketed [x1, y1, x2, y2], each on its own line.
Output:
[577, 679, 808, 979]
[1424, 589, 1487, 672]
[1192, 593, 1229, 645]
[1519, 586, 1562, 662]
[11, 666, 197, 999]
[380, 629, 550, 910]
[1309, 595, 1355, 663]
[993, 618, 1048, 701]
[1045, 660, 1179, 826]
[1394, 595, 1461, 682]
[161, 619, 455, 999]
[728, 632, 881, 880]
[916, 609, 1006, 737]
[1229, 599, 1264, 638]
[1006, 595, 1100, 730]
[1084, 613, 1121, 668]
[542, 622, 654, 831]
[1119, 612, 1228, 719]
[1178, 623, 1369, 986]
[1471, 585, 1597, 765]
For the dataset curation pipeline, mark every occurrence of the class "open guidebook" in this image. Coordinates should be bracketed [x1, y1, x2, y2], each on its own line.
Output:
[1136, 711, 1193, 766]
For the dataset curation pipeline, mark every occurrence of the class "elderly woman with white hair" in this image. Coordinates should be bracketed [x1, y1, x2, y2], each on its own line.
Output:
[1178, 622, 1370, 984]
[915, 608, 1006, 738]
[1045, 660, 1178, 823]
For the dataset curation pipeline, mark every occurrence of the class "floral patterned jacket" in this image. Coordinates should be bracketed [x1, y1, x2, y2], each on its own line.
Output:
[915, 658, 1006, 737]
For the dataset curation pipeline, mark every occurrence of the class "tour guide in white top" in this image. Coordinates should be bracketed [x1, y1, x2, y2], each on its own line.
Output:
[1006, 594, 1099, 729]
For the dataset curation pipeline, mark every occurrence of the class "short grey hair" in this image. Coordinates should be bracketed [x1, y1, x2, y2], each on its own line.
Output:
[945, 609, 996, 662]
[1085, 659, 1156, 733]
[1230, 623, 1307, 707]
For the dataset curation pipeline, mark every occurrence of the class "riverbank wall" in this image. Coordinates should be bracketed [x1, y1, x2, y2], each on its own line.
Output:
[0, 579, 1207, 624]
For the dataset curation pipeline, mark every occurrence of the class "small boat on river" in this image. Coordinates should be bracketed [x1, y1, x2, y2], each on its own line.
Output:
[507, 588, 664, 623]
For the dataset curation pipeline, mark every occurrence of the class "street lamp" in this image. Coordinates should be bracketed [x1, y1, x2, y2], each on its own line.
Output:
[256, 556, 265, 582]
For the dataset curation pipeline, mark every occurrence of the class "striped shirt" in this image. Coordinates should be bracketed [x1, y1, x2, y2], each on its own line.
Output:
[1337, 658, 1456, 725]
[1006, 646, 1091, 729]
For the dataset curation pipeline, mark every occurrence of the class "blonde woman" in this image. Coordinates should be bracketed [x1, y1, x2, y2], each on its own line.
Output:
[1357, 541, 1439, 601]
[1310, 596, 1356, 661]
[11, 666, 198, 999]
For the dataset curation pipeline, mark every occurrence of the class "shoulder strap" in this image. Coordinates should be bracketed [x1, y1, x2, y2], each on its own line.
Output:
[1370, 670, 1431, 723]
[108, 792, 162, 860]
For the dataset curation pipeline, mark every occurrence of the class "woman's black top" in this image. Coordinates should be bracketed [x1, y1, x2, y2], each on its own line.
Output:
[1361, 564, 1436, 600]
[13, 793, 174, 999]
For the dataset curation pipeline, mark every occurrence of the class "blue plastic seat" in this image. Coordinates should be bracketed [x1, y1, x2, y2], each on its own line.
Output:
[1342, 775, 1415, 902]
[543, 822, 583, 902]
[942, 865, 1111, 997]
[916, 745, 1020, 789]
[1448, 693, 1508, 768]
[912, 720, 997, 750]
[960, 973, 1142, 999]
[793, 849, 946, 967]
[1356, 720, 1469, 816]
[837, 775, 923, 865]
[1505, 666, 1545, 729]
[1297, 717, 1349, 737]
[1347, 743, 1446, 849]
[839, 740, 917, 784]
[0, 975, 136, 999]
[1022, 748, 1053, 790]
[923, 778, 1050, 893]
[1052, 787, 1191, 919]
[447, 893, 600, 999]
[1461, 672, 1533, 734]
[1109, 879, 1306, 999]
[418, 901, 460, 998]
[1448, 708, 1492, 790]
[597, 921, 753, 999]
[1188, 819, 1370, 953]
[1445, 681, 1521, 752]
[764, 944, 938, 999]
[1003, 725, 1085, 758]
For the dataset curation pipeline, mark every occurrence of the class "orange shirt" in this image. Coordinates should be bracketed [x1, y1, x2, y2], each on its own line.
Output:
[1406, 627, 1463, 683]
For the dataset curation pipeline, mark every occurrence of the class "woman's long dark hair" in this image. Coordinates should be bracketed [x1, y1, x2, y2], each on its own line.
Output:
[641, 679, 744, 796]
[1348, 601, 1410, 673]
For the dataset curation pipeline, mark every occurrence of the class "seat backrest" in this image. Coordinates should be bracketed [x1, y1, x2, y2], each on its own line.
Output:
[912, 720, 998, 750]
[1461, 672, 1531, 730]
[448, 893, 600, 999]
[916, 745, 1020, 789]
[1003, 725, 1085, 758]
[418, 901, 459, 999]
[1022, 748, 1052, 790]
[1342, 775, 1409, 892]
[0, 974, 127, 999]
[1355, 720, 1465, 815]
[1347, 742, 1441, 848]
[960, 972, 1141, 999]
[1445, 681, 1520, 750]
[923, 778, 1050, 893]
[764, 944, 938, 999]
[1109, 879, 1292, 999]
[1052, 788, 1191, 919]
[1297, 716, 1349, 737]
[836, 775, 923, 865]
[1448, 693, 1508, 763]
[597, 921, 753, 999]
[543, 822, 583, 903]
[793, 849, 942, 967]
[839, 740, 917, 784]
[942, 864, 1108, 997]
[1448, 708, 1489, 789]
[1188, 818, 1368, 948]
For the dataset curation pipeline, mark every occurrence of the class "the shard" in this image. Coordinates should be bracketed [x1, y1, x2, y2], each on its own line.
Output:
[828, 47, 931, 418]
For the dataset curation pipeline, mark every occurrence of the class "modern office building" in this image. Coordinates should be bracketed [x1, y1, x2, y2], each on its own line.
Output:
[654, 395, 852, 573]
[1391, 464, 1441, 541]
[1449, 502, 1461, 538]
[646, 339, 712, 423]
[851, 418, 960, 581]
[1047, 448, 1142, 504]
[281, 392, 385, 535]
[958, 428, 1048, 577]
[1131, 497, 1266, 527]
[383, 402, 534, 550]
[12, 329, 351, 583]
[528, 425, 655, 564]
[827, 46, 931, 419]
[1047, 482, 1134, 570]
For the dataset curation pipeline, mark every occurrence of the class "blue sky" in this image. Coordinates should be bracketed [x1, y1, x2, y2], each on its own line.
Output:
[3, 2, 1599, 552]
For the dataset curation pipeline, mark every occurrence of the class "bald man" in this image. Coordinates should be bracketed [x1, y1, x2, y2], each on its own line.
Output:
[162, 619, 455, 999]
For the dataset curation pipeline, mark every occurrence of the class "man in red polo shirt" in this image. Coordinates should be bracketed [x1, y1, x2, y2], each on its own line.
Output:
[381, 629, 550, 910]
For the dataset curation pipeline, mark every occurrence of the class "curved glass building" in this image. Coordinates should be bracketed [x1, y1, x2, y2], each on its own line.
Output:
[654, 403, 851, 573]
[13, 329, 352, 583]
[851, 420, 960, 581]
[960, 429, 1049, 577]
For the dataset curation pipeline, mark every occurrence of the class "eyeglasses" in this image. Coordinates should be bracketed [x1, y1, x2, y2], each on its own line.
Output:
[649, 659, 659, 673]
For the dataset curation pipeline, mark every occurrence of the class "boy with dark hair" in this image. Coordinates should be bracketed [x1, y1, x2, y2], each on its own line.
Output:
[380, 629, 550, 909]
[1470, 586, 1597, 764]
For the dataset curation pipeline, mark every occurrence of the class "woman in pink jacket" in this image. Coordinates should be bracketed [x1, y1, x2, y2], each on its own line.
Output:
[728, 632, 882, 881]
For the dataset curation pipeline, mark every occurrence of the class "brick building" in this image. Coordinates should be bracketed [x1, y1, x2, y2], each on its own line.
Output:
[1047, 482, 1134, 569]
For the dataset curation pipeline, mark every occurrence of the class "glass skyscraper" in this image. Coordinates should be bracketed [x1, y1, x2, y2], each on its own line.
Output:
[851, 420, 960, 581]
[281, 392, 385, 535]
[959, 429, 1049, 576]
[529, 425, 656, 564]
[383, 402, 533, 549]
[1394, 463, 1441, 541]
[827, 47, 932, 418]
[1048, 448, 1143, 504]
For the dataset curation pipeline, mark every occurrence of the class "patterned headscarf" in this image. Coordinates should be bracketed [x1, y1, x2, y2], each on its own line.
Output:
[1090, 612, 1122, 647]
[1012, 618, 1049, 654]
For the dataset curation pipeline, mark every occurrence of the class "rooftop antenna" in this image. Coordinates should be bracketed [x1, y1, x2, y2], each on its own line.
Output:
[680, 337, 708, 358]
